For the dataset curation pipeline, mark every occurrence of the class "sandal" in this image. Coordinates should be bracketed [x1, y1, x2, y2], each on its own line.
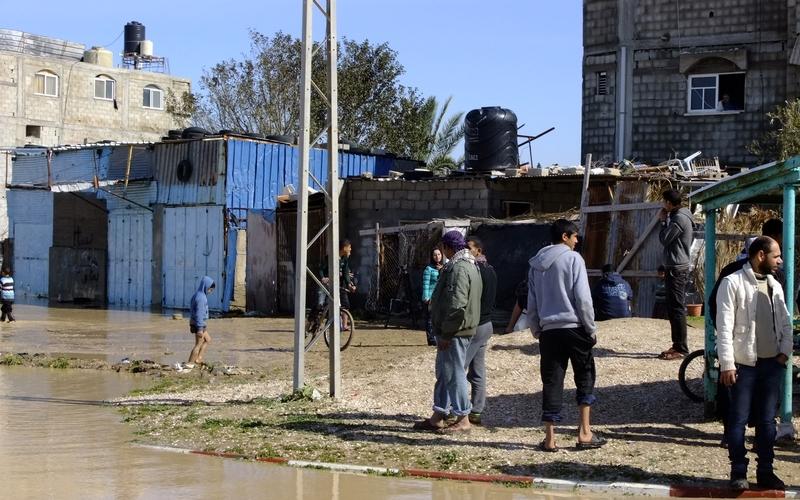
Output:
[659, 350, 685, 360]
[576, 434, 607, 450]
[538, 440, 558, 453]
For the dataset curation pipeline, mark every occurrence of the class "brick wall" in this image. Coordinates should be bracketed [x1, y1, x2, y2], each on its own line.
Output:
[0, 51, 190, 148]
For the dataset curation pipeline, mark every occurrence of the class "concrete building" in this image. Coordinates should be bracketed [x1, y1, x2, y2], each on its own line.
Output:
[0, 29, 191, 149]
[582, 0, 800, 166]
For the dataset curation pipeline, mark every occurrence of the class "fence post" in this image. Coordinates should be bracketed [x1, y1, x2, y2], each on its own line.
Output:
[374, 222, 380, 308]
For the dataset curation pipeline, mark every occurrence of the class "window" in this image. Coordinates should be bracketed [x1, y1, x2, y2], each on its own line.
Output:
[504, 201, 533, 218]
[596, 71, 608, 95]
[687, 72, 745, 113]
[35, 71, 58, 96]
[94, 75, 115, 100]
[142, 85, 163, 109]
[25, 125, 41, 138]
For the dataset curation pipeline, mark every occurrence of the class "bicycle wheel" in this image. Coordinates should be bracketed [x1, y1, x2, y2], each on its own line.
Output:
[305, 310, 324, 351]
[678, 349, 705, 403]
[324, 308, 355, 351]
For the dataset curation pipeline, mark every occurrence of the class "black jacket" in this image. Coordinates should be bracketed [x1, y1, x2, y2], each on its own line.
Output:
[477, 261, 497, 325]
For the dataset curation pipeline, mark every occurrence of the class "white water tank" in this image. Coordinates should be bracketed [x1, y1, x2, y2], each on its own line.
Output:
[83, 46, 113, 67]
[140, 40, 153, 57]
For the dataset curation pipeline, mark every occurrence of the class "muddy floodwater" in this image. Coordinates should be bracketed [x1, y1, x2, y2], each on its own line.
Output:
[0, 366, 613, 499]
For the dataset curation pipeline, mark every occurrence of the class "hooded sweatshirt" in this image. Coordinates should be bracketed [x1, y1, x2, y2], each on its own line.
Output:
[527, 244, 596, 335]
[190, 276, 214, 328]
[659, 207, 694, 269]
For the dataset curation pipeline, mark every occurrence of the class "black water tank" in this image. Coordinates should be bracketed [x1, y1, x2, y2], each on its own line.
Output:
[464, 107, 518, 171]
[124, 21, 146, 55]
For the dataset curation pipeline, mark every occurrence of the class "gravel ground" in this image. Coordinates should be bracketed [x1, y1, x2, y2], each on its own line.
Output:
[115, 317, 800, 488]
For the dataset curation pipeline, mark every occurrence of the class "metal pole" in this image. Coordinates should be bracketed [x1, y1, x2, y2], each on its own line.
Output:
[326, 0, 341, 398]
[778, 185, 795, 438]
[703, 208, 717, 418]
[293, 0, 315, 391]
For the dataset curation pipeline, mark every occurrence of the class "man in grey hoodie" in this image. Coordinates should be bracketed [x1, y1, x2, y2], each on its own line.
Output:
[657, 189, 694, 360]
[528, 219, 605, 451]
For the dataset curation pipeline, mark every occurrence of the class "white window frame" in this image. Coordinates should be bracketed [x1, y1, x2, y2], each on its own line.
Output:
[94, 75, 116, 101]
[142, 85, 164, 110]
[686, 71, 745, 114]
[34, 70, 59, 97]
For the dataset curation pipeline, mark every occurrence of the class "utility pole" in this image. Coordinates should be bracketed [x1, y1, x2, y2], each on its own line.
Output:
[293, 0, 341, 398]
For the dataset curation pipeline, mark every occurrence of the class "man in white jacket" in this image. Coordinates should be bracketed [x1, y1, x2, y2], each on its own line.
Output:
[716, 236, 793, 491]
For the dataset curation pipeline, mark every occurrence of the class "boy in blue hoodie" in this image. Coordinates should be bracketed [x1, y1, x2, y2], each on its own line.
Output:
[186, 276, 215, 369]
[528, 219, 605, 452]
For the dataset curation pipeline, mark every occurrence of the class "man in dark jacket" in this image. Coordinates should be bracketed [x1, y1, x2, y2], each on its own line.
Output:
[413, 230, 482, 434]
[464, 236, 497, 425]
[658, 189, 694, 360]
[591, 264, 633, 321]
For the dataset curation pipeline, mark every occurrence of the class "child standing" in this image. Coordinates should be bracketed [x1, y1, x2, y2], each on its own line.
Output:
[1, 268, 15, 322]
[185, 276, 214, 369]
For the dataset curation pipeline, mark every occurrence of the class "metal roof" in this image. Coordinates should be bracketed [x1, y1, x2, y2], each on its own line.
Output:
[689, 156, 800, 209]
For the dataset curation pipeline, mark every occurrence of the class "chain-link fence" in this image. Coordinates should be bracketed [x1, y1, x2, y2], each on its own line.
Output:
[365, 224, 443, 318]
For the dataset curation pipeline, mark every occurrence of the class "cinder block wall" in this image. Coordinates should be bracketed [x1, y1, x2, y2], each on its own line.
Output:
[582, 0, 799, 166]
[0, 51, 191, 148]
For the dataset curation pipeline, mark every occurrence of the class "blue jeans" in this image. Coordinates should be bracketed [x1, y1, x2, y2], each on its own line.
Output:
[465, 322, 493, 414]
[432, 336, 472, 417]
[724, 358, 785, 477]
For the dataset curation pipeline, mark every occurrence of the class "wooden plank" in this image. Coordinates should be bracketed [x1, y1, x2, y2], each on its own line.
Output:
[582, 202, 662, 213]
[578, 154, 591, 237]
[615, 213, 661, 273]
[358, 221, 441, 236]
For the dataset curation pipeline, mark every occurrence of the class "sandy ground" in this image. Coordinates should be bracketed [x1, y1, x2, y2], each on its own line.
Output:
[2, 304, 798, 487]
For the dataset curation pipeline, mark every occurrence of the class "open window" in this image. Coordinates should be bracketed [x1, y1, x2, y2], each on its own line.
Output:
[35, 70, 58, 97]
[687, 72, 745, 113]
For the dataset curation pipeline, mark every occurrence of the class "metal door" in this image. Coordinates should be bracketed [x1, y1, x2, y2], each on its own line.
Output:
[162, 206, 224, 310]
[13, 223, 52, 298]
[108, 211, 153, 307]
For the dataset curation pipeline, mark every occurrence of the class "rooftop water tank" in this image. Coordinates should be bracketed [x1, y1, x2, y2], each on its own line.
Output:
[140, 40, 153, 57]
[464, 107, 519, 171]
[83, 46, 113, 67]
[124, 21, 146, 55]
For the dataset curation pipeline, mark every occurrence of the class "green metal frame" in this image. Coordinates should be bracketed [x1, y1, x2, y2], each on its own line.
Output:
[690, 155, 799, 424]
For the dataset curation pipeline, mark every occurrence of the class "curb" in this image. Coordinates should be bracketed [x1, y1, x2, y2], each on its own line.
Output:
[134, 445, 799, 498]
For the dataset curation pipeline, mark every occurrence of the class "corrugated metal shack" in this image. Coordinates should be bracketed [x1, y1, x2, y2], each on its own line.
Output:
[8, 135, 390, 310]
[8, 143, 154, 302]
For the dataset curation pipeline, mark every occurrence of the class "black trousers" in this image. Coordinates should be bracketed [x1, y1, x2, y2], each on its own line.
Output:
[665, 267, 689, 354]
[539, 327, 597, 423]
[0, 301, 14, 322]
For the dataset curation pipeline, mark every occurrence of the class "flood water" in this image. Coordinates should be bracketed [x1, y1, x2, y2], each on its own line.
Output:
[0, 366, 612, 499]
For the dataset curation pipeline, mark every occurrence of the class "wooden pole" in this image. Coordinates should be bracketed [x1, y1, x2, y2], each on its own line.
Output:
[579, 153, 592, 238]
[124, 145, 133, 193]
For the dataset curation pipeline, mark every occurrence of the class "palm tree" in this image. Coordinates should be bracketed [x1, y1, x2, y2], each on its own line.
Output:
[422, 96, 464, 172]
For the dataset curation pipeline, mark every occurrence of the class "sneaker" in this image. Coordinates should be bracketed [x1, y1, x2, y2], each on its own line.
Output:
[756, 471, 785, 490]
[468, 412, 482, 425]
[728, 475, 749, 490]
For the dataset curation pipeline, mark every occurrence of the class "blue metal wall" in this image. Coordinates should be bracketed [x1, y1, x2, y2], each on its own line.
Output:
[225, 139, 387, 213]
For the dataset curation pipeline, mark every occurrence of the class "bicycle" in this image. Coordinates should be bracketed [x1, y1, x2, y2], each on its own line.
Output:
[678, 349, 708, 403]
[304, 298, 355, 353]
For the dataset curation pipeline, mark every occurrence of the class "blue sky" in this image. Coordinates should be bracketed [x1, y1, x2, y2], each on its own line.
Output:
[6, 1, 583, 165]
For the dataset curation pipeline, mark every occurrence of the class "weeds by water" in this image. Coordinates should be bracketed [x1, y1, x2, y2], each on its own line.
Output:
[0, 353, 24, 366]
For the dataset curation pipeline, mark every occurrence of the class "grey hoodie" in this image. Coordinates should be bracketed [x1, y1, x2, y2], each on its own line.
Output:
[659, 207, 694, 268]
[527, 244, 596, 335]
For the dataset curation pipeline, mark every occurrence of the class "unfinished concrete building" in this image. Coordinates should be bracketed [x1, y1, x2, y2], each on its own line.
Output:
[0, 29, 191, 148]
[582, 0, 800, 166]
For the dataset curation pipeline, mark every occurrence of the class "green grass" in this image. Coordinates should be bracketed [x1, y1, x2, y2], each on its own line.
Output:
[0, 353, 24, 366]
[686, 315, 705, 330]
[48, 357, 70, 369]
[201, 418, 235, 430]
